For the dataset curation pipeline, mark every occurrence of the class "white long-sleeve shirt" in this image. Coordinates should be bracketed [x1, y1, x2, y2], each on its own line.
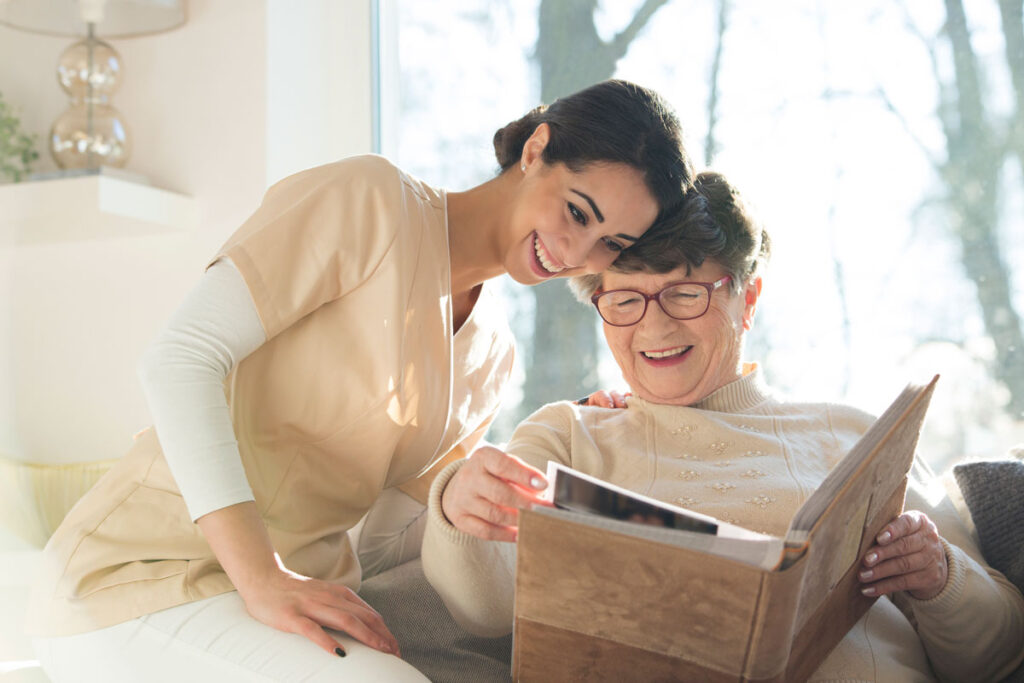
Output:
[136, 259, 266, 521]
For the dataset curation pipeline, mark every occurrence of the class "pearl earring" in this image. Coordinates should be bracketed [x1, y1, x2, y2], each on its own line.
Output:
[521, 163, 526, 172]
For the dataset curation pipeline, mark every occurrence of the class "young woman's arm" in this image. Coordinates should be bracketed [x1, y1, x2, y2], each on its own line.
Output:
[137, 259, 398, 657]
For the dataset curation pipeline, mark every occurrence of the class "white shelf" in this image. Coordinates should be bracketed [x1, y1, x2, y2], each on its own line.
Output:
[0, 172, 199, 245]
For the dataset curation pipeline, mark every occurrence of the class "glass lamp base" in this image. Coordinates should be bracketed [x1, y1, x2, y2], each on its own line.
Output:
[50, 103, 131, 170]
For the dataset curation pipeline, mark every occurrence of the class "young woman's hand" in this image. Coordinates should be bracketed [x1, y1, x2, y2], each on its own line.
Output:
[441, 446, 549, 543]
[196, 501, 399, 658]
[858, 510, 948, 600]
[236, 562, 400, 658]
[576, 390, 630, 408]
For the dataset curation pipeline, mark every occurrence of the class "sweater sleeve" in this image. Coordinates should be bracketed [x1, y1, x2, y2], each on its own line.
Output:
[137, 258, 267, 521]
[421, 403, 576, 636]
[894, 471, 1024, 682]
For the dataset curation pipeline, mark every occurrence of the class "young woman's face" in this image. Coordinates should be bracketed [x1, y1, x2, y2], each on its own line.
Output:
[503, 134, 659, 285]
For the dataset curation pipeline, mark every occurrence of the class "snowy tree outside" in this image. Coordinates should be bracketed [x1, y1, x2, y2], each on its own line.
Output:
[377, 0, 1024, 474]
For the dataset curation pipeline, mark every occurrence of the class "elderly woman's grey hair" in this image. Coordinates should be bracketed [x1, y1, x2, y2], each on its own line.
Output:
[569, 170, 772, 302]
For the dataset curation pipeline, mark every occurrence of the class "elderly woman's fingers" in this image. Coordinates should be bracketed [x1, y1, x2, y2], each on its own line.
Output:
[453, 515, 518, 543]
[859, 510, 947, 599]
[441, 446, 549, 542]
[577, 390, 630, 408]
[471, 495, 522, 527]
[874, 509, 927, 545]
[860, 566, 944, 598]
[473, 446, 548, 492]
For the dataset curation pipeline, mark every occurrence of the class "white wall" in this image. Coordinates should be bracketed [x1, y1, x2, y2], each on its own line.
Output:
[266, 0, 375, 186]
[0, 0, 374, 464]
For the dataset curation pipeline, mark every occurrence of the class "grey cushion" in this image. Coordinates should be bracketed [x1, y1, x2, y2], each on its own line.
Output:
[359, 558, 512, 683]
[953, 458, 1024, 592]
[953, 454, 1024, 683]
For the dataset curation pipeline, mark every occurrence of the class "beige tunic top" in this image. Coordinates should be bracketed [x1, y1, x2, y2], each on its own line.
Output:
[28, 155, 515, 636]
[422, 367, 1024, 682]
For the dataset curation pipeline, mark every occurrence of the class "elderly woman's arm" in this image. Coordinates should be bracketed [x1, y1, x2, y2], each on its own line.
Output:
[421, 403, 578, 636]
[889, 480, 1024, 682]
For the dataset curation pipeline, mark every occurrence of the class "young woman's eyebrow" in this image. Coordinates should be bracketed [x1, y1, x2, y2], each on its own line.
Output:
[571, 189, 605, 222]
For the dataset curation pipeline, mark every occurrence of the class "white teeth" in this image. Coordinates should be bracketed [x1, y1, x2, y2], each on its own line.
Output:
[642, 346, 688, 359]
[534, 235, 565, 274]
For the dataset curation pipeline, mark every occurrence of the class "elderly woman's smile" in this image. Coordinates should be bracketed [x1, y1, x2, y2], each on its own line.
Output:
[601, 263, 757, 407]
[639, 344, 692, 363]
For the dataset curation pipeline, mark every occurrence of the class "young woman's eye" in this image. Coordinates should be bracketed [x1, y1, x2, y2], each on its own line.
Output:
[601, 237, 624, 252]
[568, 202, 588, 226]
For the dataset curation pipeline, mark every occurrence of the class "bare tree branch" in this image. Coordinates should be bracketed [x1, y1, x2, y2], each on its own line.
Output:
[610, 0, 671, 60]
[815, 87, 942, 169]
[704, 0, 729, 166]
[873, 88, 944, 170]
[813, 2, 853, 394]
[998, 0, 1024, 168]
[898, 1, 958, 142]
[943, 0, 1024, 417]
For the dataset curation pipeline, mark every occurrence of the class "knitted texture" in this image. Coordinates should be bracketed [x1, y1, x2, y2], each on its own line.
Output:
[954, 457, 1024, 683]
[953, 459, 1024, 592]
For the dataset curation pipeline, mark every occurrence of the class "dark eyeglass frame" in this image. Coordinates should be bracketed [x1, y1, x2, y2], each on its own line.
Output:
[590, 275, 733, 327]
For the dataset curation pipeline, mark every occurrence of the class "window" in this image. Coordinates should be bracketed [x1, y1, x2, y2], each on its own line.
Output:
[377, 0, 1024, 472]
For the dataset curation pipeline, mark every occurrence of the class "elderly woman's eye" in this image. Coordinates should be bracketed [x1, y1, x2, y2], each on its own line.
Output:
[614, 295, 642, 307]
[568, 202, 588, 226]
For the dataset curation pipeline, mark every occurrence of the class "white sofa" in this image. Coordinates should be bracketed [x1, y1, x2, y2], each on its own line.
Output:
[0, 527, 47, 682]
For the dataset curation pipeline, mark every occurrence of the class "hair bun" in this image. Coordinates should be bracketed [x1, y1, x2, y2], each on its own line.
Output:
[493, 106, 546, 170]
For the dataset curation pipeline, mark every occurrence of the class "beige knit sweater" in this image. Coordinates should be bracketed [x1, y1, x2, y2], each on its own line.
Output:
[421, 367, 1024, 682]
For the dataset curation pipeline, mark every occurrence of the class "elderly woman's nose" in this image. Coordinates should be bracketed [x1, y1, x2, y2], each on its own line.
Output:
[637, 296, 677, 330]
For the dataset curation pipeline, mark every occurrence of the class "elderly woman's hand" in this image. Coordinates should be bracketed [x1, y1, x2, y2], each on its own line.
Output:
[858, 510, 948, 600]
[441, 446, 549, 543]
[576, 390, 631, 408]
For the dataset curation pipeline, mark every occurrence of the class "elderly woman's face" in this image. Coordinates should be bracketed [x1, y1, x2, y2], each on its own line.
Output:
[601, 261, 759, 406]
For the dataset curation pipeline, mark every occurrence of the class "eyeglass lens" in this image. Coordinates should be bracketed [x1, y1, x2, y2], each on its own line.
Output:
[597, 284, 710, 325]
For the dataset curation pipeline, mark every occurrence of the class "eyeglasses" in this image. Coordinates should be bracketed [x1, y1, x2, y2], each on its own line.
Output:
[590, 275, 733, 327]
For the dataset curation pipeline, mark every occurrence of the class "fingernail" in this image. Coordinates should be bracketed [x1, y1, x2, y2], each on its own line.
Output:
[530, 476, 545, 489]
[877, 531, 892, 543]
[866, 552, 878, 565]
[861, 587, 876, 597]
[335, 646, 346, 658]
[859, 570, 873, 581]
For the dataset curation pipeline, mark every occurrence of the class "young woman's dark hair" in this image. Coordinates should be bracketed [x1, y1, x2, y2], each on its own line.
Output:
[492, 79, 694, 217]
[570, 170, 772, 301]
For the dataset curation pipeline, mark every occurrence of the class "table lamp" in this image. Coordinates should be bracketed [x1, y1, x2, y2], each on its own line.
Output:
[0, 0, 186, 172]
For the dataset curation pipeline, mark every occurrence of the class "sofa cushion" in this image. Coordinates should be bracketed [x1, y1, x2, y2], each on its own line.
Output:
[953, 453, 1024, 683]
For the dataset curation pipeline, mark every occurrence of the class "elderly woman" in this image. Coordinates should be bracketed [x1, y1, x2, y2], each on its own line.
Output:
[420, 172, 1024, 682]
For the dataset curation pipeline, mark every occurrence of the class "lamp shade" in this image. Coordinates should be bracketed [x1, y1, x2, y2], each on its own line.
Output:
[0, 0, 185, 39]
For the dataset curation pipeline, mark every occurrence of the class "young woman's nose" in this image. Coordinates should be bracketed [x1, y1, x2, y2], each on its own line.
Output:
[560, 234, 593, 269]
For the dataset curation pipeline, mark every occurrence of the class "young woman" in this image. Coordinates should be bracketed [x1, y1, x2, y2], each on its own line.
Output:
[27, 80, 695, 681]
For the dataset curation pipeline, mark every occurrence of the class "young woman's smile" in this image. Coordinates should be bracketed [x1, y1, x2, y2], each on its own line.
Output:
[529, 231, 568, 277]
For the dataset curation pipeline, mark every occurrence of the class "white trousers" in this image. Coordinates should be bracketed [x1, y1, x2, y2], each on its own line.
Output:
[34, 489, 432, 682]
[33, 590, 430, 682]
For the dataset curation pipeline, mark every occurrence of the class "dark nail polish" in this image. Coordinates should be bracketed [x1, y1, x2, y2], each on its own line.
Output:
[335, 646, 346, 658]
